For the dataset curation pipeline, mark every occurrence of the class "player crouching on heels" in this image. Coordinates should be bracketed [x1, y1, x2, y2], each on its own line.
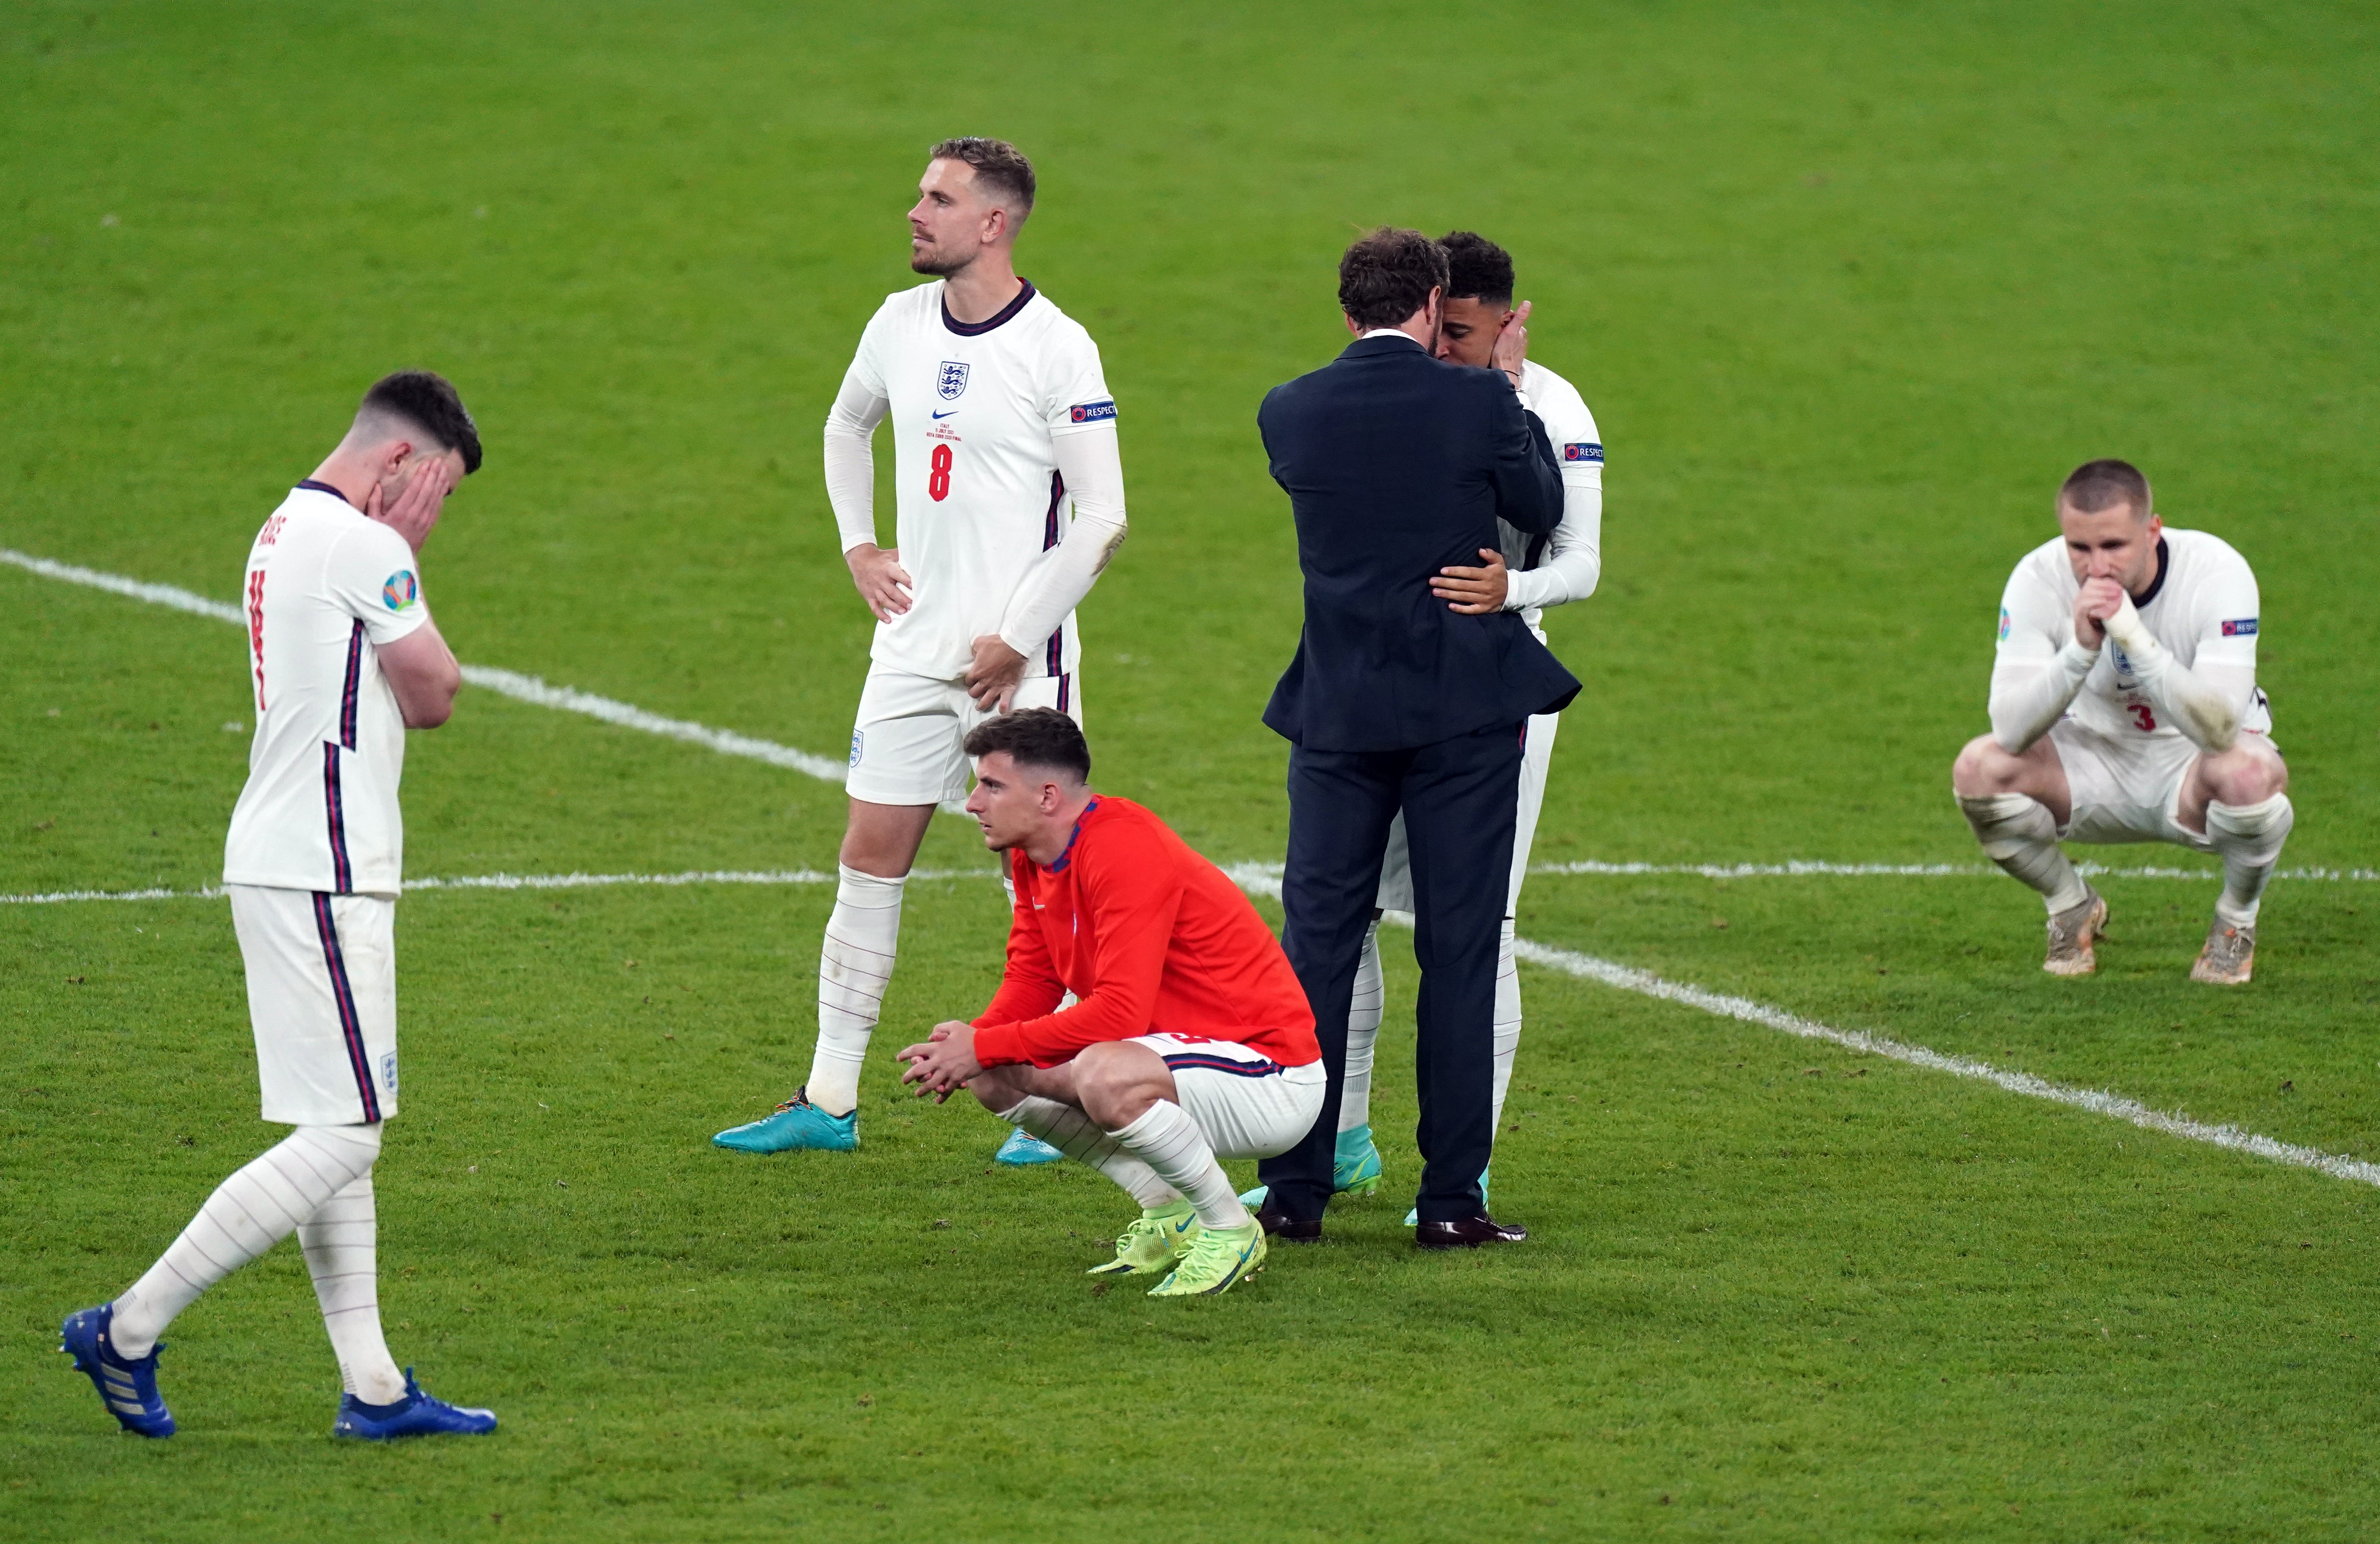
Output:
[896, 710, 1323, 1296]
[1952, 458, 2291, 982]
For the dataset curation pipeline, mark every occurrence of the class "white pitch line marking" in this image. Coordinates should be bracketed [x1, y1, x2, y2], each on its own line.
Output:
[1221, 863, 2380, 1192]
[0, 868, 999, 905]
[4, 547, 852, 787]
[13, 547, 2379, 1189]
[10, 546, 2367, 881]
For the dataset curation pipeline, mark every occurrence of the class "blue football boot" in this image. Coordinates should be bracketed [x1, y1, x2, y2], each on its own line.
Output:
[994, 1127, 1065, 1165]
[1237, 1125, 1388, 1209]
[333, 1369, 497, 1440]
[60, 1304, 174, 1437]
[1405, 1163, 1491, 1227]
[713, 1087, 857, 1153]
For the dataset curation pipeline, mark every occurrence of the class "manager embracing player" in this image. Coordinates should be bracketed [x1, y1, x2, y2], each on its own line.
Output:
[715, 137, 1129, 1158]
[1953, 459, 2292, 982]
[1247, 231, 1605, 1220]
[61, 373, 496, 1441]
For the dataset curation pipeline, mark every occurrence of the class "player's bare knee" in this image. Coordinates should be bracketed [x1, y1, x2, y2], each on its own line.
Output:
[2208, 741, 2288, 805]
[1951, 734, 2017, 797]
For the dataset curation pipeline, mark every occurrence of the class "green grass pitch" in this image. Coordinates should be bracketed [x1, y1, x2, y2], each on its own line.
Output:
[5, 2, 2379, 1538]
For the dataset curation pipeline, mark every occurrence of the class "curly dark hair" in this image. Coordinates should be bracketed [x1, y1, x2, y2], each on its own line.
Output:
[2059, 459, 2151, 520]
[930, 136, 1036, 217]
[1438, 230, 1515, 307]
[1337, 227, 1447, 330]
[359, 370, 481, 474]
[963, 707, 1090, 783]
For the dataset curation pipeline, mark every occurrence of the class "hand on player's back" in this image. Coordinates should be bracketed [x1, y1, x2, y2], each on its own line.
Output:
[1431, 548, 1510, 615]
[2073, 576, 2124, 648]
[366, 458, 452, 555]
[846, 543, 914, 622]
[966, 634, 1027, 712]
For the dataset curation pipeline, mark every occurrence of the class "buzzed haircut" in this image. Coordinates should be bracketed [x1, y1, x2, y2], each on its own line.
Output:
[964, 707, 1091, 784]
[1438, 230, 1515, 307]
[2059, 458, 2151, 520]
[1338, 226, 1449, 330]
[930, 136, 1036, 218]
[359, 370, 482, 475]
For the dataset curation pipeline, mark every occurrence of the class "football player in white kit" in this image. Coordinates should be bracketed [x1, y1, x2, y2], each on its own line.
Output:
[715, 138, 1129, 1158]
[1243, 232, 1603, 1220]
[1952, 459, 2291, 982]
[61, 372, 498, 1440]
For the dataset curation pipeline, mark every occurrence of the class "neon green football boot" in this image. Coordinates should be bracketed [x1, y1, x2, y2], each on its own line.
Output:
[1087, 1202, 1200, 1276]
[1148, 1220, 1267, 1297]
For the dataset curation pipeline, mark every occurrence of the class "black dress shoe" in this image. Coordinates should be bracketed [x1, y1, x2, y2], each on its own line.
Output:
[1253, 1201, 1323, 1242]
[1415, 1214, 1527, 1250]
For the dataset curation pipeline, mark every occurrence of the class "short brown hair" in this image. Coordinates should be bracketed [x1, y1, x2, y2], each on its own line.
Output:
[964, 707, 1089, 783]
[360, 370, 481, 475]
[930, 136, 1036, 218]
[1338, 227, 1447, 330]
[2059, 459, 2152, 520]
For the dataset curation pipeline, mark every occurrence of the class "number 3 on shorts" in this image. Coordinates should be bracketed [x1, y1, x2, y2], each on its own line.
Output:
[2128, 702, 2156, 731]
[928, 442, 953, 502]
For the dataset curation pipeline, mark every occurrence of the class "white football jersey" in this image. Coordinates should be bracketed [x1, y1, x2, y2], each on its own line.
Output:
[836, 279, 1115, 680]
[1504, 360, 1603, 627]
[1994, 526, 2269, 741]
[224, 484, 430, 894]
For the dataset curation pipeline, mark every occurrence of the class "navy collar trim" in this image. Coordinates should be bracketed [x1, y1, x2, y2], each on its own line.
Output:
[2131, 537, 2171, 607]
[1045, 796, 1100, 874]
[942, 278, 1036, 337]
[296, 478, 359, 510]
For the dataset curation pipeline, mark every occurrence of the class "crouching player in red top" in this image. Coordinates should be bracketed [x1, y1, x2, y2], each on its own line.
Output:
[898, 710, 1322, 1296]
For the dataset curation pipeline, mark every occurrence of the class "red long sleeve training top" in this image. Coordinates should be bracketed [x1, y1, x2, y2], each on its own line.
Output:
[971, 796, 1320, 1070]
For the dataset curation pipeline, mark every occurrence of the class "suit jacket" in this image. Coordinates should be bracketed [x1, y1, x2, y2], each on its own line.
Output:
[1258, 334, 1581, 752]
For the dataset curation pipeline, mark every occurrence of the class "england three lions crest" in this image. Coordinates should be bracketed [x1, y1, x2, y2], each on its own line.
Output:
[937, 361, 969, 401]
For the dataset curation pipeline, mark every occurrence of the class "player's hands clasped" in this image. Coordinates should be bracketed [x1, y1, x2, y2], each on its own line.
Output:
[965, 634, 1028, 712]
[846, 543, 915, 622]
[1491, 298, 1533, 386]
[897, 1021, 983, 1102]
[2072, 576, 2125, 648]
[367, 457, 453, 555]
[1431, 548, 1511, 614]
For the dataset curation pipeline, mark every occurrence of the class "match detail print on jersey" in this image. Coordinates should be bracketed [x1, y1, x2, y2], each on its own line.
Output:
[828, 277, 1118, 682]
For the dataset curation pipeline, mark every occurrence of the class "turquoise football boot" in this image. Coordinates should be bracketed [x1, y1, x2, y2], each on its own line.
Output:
[712, 1088, 857, 1153]
[1238, 1125, 1385, 1209]
[1405, 1163, 1491, 1227]
[1332, 1124, 1383, 1198]
[994, 1127, 1065, 1165]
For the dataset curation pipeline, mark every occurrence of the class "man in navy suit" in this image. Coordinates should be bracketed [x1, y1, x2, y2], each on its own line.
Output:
[1253, 228, 1577, 1248]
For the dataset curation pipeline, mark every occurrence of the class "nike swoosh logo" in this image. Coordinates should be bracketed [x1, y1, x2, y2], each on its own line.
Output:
[932, 410, 958, 419]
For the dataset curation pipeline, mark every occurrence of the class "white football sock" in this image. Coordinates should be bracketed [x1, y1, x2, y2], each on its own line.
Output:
[298, 1169, 407, 1405]
[110, 1123, 383, 1359]
[807, 864, 906, 1116]
[2205, 793, 2293, 927]
[1114, 1101, 1247, 1230]
[997, 1094, 1179, 1208]
[1489, 917, 1521, 1136]
[1337, 920, 1384, 1133]
[1959, 792, 2088, 913]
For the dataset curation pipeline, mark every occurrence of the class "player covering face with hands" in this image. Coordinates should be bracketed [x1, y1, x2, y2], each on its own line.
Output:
[897, 711, 1324, 1297]
[1953, 459, 2290, 982]
[62, 372, 497, 1440]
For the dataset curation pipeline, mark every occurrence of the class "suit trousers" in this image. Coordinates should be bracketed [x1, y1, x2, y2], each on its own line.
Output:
[1259, 720, 1524, 1223]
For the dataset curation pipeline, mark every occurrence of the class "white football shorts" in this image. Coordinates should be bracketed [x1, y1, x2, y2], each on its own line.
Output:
[1131, 1033, 1326, 1161]
[229, 884, 399, 1126]
[845, 662, 1082, 807]
[2049, 719, 2251, 853]
[1376, 707, 1559, 915]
